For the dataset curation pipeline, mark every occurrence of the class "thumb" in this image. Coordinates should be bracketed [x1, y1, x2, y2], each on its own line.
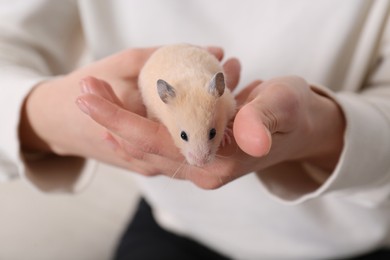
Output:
[233, 103, 272, 157]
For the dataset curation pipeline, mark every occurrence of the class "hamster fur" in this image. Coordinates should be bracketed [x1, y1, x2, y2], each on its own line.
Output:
[138, 44, 236, 166]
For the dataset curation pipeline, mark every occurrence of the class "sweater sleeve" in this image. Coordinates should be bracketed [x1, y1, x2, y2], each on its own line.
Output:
[0, 0, 95, 192]
[257, 7, 390, 207]
[318, 18, 390, 206]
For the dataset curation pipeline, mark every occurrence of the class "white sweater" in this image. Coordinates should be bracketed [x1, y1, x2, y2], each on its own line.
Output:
[1, 0, 390, 259]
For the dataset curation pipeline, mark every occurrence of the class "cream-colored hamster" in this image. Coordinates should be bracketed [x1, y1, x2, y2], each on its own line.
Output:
[138, 44, 236, 166]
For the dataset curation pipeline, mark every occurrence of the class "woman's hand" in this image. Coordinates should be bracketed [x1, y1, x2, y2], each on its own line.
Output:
[20, 48, 160, 159]
[234, 76, 345, 172]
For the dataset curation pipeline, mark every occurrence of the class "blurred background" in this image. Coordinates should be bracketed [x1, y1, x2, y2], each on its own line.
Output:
[0, 163, 139, 260]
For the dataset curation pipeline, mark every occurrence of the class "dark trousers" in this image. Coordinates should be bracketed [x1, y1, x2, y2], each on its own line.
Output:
[114, 198, 229, 260]
[114, 198, 390, 260]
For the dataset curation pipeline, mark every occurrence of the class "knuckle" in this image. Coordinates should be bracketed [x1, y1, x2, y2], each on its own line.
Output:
[141, 142, 161, 156]
[121, 142, 147, 161]
[261, 107, 279, 134]
[130, 150, 146, 161]
[103, 106, 123, 133]
[138, 124, 167, 156]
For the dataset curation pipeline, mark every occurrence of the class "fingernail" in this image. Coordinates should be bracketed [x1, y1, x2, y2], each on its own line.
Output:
[80, 78, 92, 94]
[76, 98, 90, 115]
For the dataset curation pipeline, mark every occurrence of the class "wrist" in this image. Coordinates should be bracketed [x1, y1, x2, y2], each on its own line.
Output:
[19, 82, 52, 154]
[303, 87, 345, 172]
[18, 77, 84, 156]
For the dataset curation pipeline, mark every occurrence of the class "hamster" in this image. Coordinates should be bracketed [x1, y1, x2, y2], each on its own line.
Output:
[138, 44, 236, 167]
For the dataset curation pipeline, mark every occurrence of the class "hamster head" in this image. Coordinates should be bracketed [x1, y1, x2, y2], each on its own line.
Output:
[157, 72, 230, 167]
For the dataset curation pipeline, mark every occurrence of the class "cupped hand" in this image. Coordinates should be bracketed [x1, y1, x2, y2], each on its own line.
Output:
[234, 76, 345, 173]
[21, 47, 160, 158]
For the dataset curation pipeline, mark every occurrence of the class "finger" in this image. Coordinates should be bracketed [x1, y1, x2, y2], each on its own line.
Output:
[223, 58, 241, 92]
[103, 131, 190, 179]
[103, 125, 238, 187]
[103, 131, 187, 177]
[136, 153, 190, 179]
[250, 77, 307, 134]
[205, 46, 224, 61]
[104, 128, 241, 188]
[233, 103, 272, 157]
[80, 76, 122, 105]
[235, 80, 262, 106]
[233, 77, 309, 157]
[76, 93, 180, 159]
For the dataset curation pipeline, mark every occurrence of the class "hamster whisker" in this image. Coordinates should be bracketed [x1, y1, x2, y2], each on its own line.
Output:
[215, 153, 234, 159]
[183, 163, 191, 181]
[170, 160, 186, 179]
[217, 175, 224, 186]
[215, 154, 246, 164]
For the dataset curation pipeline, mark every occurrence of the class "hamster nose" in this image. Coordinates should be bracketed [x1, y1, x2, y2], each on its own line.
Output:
[188, 152, 211, 167]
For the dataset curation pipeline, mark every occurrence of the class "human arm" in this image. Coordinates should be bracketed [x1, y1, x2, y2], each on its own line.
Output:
[0, 0, 86, 188]
[0, 1, 176, 191]
[233, 16, 390, 204]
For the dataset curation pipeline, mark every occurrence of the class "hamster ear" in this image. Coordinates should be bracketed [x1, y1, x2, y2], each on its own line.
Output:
[208, 72, 225, 97]
[157, 79, 176, 104]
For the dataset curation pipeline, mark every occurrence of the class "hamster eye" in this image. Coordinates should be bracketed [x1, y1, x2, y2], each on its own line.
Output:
[209, 128, 216, 140]
[180, 131, 188, 141]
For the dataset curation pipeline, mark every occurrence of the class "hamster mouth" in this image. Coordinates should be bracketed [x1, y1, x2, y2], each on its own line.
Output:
[187, 151, 212, 167]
